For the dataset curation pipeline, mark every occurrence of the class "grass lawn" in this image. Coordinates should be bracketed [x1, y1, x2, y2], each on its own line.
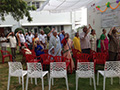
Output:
[0, 48, 120, 90]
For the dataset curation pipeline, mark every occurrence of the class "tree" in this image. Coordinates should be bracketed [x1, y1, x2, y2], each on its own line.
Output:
[14, 28, 25, 34]
[44, 27, 51, 35]
[0, 0, 33, 22]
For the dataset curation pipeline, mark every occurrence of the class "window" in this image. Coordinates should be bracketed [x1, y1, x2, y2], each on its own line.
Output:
[27, 1, 40, 9]
[61, 25, 64, 30]
[36, 2, 40, 9]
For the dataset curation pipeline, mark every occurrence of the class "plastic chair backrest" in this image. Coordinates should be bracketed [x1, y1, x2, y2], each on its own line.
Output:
[104, 61, 120, 76]
[41, 54, 54, 62]
[76, 53, 90, 62]
[0, 50, 10, 56]
[25, 54, 36, 62]
[43, 49, 48, 54]
[50, 62, 66, 72]
[54, 56, 65, 62]
[77, 62, 94, 73]
[8, 62, 23, 76]
[27, 63, 43, 77]
[93, 53, 106, 60]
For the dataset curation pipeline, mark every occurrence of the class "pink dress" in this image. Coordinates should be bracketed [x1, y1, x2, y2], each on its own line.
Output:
[101, 35, 109, 52]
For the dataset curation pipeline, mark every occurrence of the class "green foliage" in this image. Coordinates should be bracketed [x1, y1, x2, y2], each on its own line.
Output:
[0, 0, 32, 22]
[27, 5, 36, 10]
[14, 28, 24, 34]
[43, 27, 51, 35]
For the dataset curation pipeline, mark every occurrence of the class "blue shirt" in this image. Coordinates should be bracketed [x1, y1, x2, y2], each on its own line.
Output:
[59, 34, 64, 47]
[35, 45, 44, 56]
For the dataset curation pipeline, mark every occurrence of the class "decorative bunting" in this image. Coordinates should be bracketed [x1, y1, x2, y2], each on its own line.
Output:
[96, 1, 120, 13]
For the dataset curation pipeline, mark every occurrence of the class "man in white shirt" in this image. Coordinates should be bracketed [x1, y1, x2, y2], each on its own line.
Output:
[26, 32, 34, 50]
[0, 33, 7, 55]
[17, 31, 25, 52]
[39, 30, 47, 48]
[80, 25, 92, 54]
[7, 32, 17, 61]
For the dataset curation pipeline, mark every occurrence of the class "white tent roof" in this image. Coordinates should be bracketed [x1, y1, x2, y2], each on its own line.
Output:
[22, 22, 72, 26]
[39, 0, 95, 12]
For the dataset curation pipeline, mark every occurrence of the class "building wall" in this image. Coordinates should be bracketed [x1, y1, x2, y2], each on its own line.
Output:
[0, 8, 87, 37]
[87, 0, 120, 38]
[21, 11, 71, 24]
[0, 16, 20, 31]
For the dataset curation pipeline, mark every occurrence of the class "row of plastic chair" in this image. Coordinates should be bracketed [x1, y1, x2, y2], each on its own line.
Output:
[24, 53, 72, 73]
[7, 61, 96, 90]
[8, 61, 120, 90]
[7, 62, 68, 90]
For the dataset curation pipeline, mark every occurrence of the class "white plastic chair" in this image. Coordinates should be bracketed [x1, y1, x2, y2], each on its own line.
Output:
[76, 62, 96, 90]
[26, 63, 49, 90]
[7, 62, 27, 90]
[49, 62, 69, 90]
[97, 61, 120, 90]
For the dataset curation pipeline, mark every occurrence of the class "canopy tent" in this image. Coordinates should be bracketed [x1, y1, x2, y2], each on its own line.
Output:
[39, 0, 95, 12]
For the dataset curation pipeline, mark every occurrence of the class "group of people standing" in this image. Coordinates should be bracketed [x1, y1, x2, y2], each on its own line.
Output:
[73, 25, 119, 61]
[0, 25, 119, 70]
[0, 30, 48, 61]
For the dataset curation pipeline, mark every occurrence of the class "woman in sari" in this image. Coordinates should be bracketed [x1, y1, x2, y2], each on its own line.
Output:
[61, 33, 75, 72]
[34, 40, 44, 56]
[73, 32, 81, 52]
[90, 29, 96, 51]
[100, 29, 109, 52]
[32, 33, 39, 49]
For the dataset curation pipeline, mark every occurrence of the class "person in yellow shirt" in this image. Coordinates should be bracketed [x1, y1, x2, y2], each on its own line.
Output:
[73, 32, 81, 52]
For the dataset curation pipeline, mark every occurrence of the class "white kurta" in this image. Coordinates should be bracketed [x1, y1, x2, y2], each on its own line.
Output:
[49, 35, 62, 56]
[90, 34, 96, 51]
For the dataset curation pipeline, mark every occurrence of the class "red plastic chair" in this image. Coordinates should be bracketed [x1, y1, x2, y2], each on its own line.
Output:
[93, 52, 107, 71]
[75, 53, 90, 69]
[54, 56, 72, 73]
[54, 56, 71, 66]
[0, 50, 12, 63]
[76, 53, 90, 62]
[103, 50, 109, 60]
[40, 54, 54, 69]
[90, 50, 96, 60]
[30, 49, 36, 56]
[72, 48, 81, 58]
[25, 54, 41, 63]
[43, 49, 48, 54]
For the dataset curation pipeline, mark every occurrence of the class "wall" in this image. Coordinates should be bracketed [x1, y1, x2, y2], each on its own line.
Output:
[87, 0, 120, 38]
[64, 25, 72, 38]
[21, 11, 71, 25]
[0, 16, 20, 31]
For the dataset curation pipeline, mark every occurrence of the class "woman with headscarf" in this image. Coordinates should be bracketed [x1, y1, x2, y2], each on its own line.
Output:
[61, 33, 75, 72]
